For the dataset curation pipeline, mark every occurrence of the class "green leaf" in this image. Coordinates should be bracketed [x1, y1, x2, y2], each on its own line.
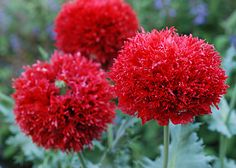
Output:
[0, 104, 11, 116]
[0, 91, 14, 105]
[214, 35, 228, 52]
[38, 46, 49, 60]
[87, 161, 100, 168]
[112, 117, 139, 150]
[223, 46, 236, 76]
[92, 140, 105, 151]
[222, 11, 236, 34]
[213, 158, 236, 168]
[0, 103, 14, 123]
[207, 98, 236, 138]
[141, 124, 212, 168]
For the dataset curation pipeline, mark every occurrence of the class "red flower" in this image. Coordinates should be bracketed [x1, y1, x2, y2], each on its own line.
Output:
[13, 51, 115, 152]
[110, 28, 228, 126]
[54, 0, 139, 68]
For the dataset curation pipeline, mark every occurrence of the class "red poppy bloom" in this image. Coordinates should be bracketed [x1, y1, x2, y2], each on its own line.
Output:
[54, 0, 139, 68]
[110, 28, 228, 126]
[13, 51, 115, 151]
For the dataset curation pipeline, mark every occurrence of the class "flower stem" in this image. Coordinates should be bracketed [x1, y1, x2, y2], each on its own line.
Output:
[219, 135, 226, 168]
[78, 152, 87, 168]
[163, 124, 169, 168]
[108, 124, 113, 148]
[99, 117, 137, 164]
[219, 84, 236, 168]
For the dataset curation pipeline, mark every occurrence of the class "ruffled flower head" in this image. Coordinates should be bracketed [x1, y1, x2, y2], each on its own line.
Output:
[55, 0, 139, 68]
[110, 27, 227, 126]
[13, 51, 115, 151]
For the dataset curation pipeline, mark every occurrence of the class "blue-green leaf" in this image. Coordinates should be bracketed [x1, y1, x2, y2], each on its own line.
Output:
[38, 46, 49, 60]
[213, 158, 236, 168]
[223, 46, 236, 76]
[141, 124, 212, 168]
[207, 98, 236, 138]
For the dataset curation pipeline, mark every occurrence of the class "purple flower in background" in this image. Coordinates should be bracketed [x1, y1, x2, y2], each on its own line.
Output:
[47, 0, 60, 12]
[0, 9, 11, 33]
[229, 35, 236, 49]
[154, 0, 176, 17]
[190, 2, 208, 25]
[10, 34, 21, 53]
[154, 0, 164, 9]
[169, 8, 176, 17]
[46, 24, 56, 40]
[31, 27, 40, 37]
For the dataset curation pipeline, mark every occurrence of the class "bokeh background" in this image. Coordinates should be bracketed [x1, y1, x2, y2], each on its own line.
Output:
[0, 0, 236, 167]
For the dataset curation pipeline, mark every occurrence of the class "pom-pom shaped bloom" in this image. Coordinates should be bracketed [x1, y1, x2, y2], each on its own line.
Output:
[55, 0, 139, 67]
[110, 28, 227, 126]
[13, 51, 115, 151]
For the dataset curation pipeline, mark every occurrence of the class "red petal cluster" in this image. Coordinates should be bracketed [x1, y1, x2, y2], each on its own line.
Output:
[54, 0, 139, 68]
[12, 51, 115, 152]
[110, 28, 228, 126]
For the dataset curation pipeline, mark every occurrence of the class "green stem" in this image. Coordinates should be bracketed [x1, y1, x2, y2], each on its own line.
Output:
[99, 148, 109, 164]
[108, 124, 113, 149]
[78, 152, 87, 168]
[163, 124, 169, 168]
[99, 125, 113, 165]
[219, 135, 226, 168]
[99, 117, 136, 164]
[219, 84, 236, 168]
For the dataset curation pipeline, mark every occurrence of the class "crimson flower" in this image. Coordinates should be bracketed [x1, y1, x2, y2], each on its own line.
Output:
[54, 0, 139, 68]
[110, 28, 228, 126]
[13, 51, 115, 151]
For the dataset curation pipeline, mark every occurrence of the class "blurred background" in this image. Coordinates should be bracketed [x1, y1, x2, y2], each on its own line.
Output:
[0, 0, 236, 167]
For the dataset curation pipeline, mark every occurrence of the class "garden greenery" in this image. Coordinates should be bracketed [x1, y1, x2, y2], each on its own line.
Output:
[0, 0, 236, 168]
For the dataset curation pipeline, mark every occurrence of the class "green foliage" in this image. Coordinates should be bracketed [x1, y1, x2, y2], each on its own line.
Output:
[214, 158, 236, 168]
[38, 46, 49, 60]
[1, 0, 236, 167]
[223, 46, 236, 76]
[0, 95, 141, 167]
[208, 98, 236, 138]
[0, 0, 63, 94]
[0, 92, 90, 168]
[222, 11, 236, 35]
[141, 124, 212, 168]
